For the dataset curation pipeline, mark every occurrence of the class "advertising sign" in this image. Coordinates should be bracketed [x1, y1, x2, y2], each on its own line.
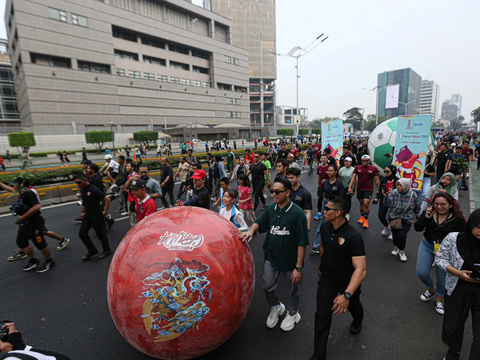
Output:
[321, 119, 343, 166]
[393, 115, 432, 190]
[386, 84, 400, 109]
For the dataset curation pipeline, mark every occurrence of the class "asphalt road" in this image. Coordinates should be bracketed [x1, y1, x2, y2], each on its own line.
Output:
[0, 169, 473, 360]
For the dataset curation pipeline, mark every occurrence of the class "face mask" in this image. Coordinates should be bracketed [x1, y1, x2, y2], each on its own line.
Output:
[141, 175, 149, 181]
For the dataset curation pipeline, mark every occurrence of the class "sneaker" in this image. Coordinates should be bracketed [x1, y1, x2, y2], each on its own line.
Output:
[391, 247, 399, 256]
[263, 194, 267, 199]
[399, 250, 407, 262]
[261, 204, 267, 211]
[313, 213, 321, 220]
[23, 258, 39, 271]
[73, 217, 82, 223]
[362, 219, 369, 229]
[120, 211, 128, 216]
[280, 311, 301, 331]
[420, 289, 435, 302]
[345, 214, 350, 221]
[388, 233, 393, 240]
[7, 250, 27, 261]
[36, 259, 55, 273]
[349, 322, 362, 335]
[115, 207, 125, 213]
[106, 216, 115, 230]
[310, 247, 320, 254]
[444, 349, 460, 360]
[435, 301, 445, 315]
[266, 303, 285, 328]
[381, 226, 391, 236]
[56, 238, 70, 251]
[357, 216, 365, 224]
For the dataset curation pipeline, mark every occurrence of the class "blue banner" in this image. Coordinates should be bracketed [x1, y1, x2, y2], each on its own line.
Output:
[321, 120, 343, 166]
[394, 115, 432, 190]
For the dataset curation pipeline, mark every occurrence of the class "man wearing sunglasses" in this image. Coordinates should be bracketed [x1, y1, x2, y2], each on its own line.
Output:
[310, 196, 366, 360]
[241, 177, 308, 332]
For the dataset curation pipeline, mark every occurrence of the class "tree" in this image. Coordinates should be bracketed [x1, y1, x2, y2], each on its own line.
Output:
[471, 107, 480, 123]
[365, 120, 377, 132]
[343, 107, 364, 131]
[432, 121, 445, 129]
[8, 131, 36, 153]
[277, 128, 294, 136]
[133, 130, 158, 143]
[366, 114, 388, 125]
[85, 130, 113, 151]
[310, 117, 340, 126]
[449, 117, 463, 131]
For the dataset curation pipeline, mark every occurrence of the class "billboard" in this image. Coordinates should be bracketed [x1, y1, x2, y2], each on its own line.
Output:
[393, 115, 432, 190]
[385, 84, 400, 109]
[321, 120, 343, 166]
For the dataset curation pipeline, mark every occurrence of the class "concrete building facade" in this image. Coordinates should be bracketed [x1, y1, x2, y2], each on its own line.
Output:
[0, 38, 20, 133]
[451, 93, 463, 116]
[441, 101, 458, 121]
[211, 0, 277, 129]
[5, 0, 251, 137]
[276, 105, 307, 127]
[419, 80, 440, 121]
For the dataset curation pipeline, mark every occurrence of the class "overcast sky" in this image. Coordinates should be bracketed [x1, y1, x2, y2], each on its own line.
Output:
[1, 0, 478, 122]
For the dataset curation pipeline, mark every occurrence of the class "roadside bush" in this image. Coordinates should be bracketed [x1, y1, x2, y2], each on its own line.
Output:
[277, 128, 294, 136]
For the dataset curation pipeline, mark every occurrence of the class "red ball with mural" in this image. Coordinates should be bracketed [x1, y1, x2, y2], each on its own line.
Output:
[107, 207, 255, 360]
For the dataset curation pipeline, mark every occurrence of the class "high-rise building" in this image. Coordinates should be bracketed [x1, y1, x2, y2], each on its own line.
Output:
[212, 0, 276, 133]
[451, 93, 463, 116]
[441, 101, 458, 121]
[377, 68, 422, 118]
[276, 105, 308, 126]
[5, 0, 251, 137]
[0, 39, 20, 131]
[420, 80, 440, 121]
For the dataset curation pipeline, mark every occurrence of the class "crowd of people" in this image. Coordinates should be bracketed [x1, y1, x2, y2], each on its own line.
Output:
[3, 131, 480, 360]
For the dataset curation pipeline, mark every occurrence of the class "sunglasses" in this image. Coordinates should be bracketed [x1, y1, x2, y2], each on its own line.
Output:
[384, 170, 391, 173]
[271, 189, 288, 195]
[74, 181, 83, 184]
[324, 206, 344, 212]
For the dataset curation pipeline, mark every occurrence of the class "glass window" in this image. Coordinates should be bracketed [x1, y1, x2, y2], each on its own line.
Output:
[141, 36, 165, 49]
[226, 98, 233, 105]
[144, 73, 155, 80]
[78, 61, 90, 71]
[78, 61, 109, 73]
[192, 66, 209, 74]
[170, 77, 180, 84]
[233, 58, 240, 66]
[128, 71, 140, 78]
[181, 79, 191, 85]
[157, 75, 168, 82]
[143, 55, 166, 66]
[225, 56, 231, 64]
[170, 61, 189, 70]
[51, 56, 71, 68]
[192, 50, 209, 59]
[116, 68, 125, 76]
[234, 99, 240, 105]
[169, 44, 189, 55]
[72, 14, 88, 27]
[114, 50, 138, 61]
[193, 80, 201, 87]
[203, 82, 211, 88]
[49, 8, 67, 22]
[112, 26, 137, 42]
[235, 112, 241, 118]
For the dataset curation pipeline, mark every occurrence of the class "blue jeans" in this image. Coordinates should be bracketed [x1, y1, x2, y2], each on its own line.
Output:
[416, 237, 446, 298]
[419, 177, 431, 205]
[313, 198, 328, 249]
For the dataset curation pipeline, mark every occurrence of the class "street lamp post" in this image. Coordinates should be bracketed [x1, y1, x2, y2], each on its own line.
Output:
[108, 122, 116, 157]
[272, 34, 329, 137]
[399, 100, 416, 116]
[361, 84, 397, 126]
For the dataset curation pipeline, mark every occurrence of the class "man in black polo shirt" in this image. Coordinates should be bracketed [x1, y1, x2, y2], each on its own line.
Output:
[75, 173, 112, 261]
[247, 153, 269, 211]
[276, 143, 289, 161]
[286, 167, 312, 231]
[87, 163, 115, 230]
[241, 177, 308, 332]
[275, 159, 289, 179]
[309, 196, 366, 360]
[177, 170, 210, 209]
[434, 143, 448, 180]
[160, 157, 175, 208]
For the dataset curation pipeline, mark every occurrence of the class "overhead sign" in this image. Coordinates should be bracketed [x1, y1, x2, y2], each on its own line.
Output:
[321, 120, 343, 166]
[385, 84, 400, 109]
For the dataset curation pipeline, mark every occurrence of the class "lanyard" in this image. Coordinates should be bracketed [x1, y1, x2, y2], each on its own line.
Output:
[435, 212, 451, 229]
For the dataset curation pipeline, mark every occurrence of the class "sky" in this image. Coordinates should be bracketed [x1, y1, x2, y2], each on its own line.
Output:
[0, 0, 478, 122]
[275, 0, 480, 121]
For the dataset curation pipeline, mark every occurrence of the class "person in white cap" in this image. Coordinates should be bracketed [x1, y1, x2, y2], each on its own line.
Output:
[338, 156, 355, 220]
[348, 154, 380, 229]
[99, 154, 120, 184]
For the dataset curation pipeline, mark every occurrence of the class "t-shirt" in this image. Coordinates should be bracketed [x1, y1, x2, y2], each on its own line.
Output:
[250, 162, 267, 183]
[320, 220, 366, 283]
[145, 178, 162, 197]
[338, 167, 354, 188]
[306, 148, 316, 160]
[186, 186, 210, 209]
[447, 153, 467, 172]
[277, 150, 289, 160]
[177, 162, 190, 182]
[289, 184, 312, 211]
[262, 160, 271, 180]
[313, 145, 321, 157]
[323, 179, 345, 200]
[436, 152, 448, 170]
[339, 154, 357, 168]
[226, 152, 235, 166]
[326, 156, 336, 166]
[135, 196, 157, 222]
[462, 148, 473, 163]
[424, 164, 435, 178]
[89, 173, 104, 194]
[255, 201, 309, 271]
[160, 165, 174, 188]
[81, 184, 105, 216]
[353, 165, 379, 191]
[238, 185, 253, 210]
[106, 160, 119, 173]
[317, 164, 329, 189]
[20, 190, 41, 220]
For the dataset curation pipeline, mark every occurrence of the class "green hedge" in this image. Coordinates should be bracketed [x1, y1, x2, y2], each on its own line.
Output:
[85, 130, 113, 150]
[8, 131, 36, 148]
[133, 131, 158, 142]
[298, 129, 309, 135]
[277, 128, 294, 136]
[312, 129, 321, 134]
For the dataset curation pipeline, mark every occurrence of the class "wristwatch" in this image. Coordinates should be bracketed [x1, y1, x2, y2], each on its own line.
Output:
[344, 292, 351, 300]
[295, 267, 303, 273]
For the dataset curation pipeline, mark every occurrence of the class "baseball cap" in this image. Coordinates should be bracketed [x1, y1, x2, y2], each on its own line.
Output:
[344, 157, 353, 162]
[105, 154, 112, 160]
[361, 155, 371, 160]
[130, 178, 146, 190]
[191, 170, 207, 179]
[451, 143, 456, 147]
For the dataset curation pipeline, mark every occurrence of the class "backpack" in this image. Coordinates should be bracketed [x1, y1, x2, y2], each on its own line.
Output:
[204, 178, 213, 195]
[10, 199, 30, 216]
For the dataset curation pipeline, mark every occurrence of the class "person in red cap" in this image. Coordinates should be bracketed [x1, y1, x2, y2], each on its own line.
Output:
[176, 169, 210, 209]
[130, 178, 157, 223]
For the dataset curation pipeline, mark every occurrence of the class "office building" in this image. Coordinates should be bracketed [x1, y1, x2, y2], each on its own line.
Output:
[276, 106, 308, 126]
[211, 0, 277, 132]
[451, 93, 463, 116]
[441, 101, 458, 121]
[0, 39, 20, 132]
[377, 68, 422, 118]
[419, 80, 440, 121]
[5, 0, 251, 137]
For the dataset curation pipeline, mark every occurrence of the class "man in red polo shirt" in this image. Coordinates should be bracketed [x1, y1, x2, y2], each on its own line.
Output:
[131, 178, 157, 223]
[348, 154, 380, 229]
[314, 154, 329, 221]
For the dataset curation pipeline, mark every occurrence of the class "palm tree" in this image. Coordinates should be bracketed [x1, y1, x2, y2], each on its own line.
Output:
[471, 107, 480, 123]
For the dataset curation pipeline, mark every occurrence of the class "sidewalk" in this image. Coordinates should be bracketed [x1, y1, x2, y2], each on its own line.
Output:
[468, 160, 479, 213]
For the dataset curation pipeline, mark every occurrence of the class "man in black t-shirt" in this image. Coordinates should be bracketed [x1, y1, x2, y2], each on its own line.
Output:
[160, 157, 175, 208]
[87, 163, 115, 230]
[286, 167, 312, 230]
[75, 173, 112, 261]
[177, 170, 210, 209]
[310, 196, 366, 360]
[435, 143, 448, 180]
[0, 176, 55, 273]
[248, 153, 270, 211]
[276, 143, 289, 161]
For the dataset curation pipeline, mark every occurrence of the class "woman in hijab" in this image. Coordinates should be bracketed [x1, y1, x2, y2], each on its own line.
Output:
[385, 178, 421, 262]
[373, 164, 399, 240]
[421, 172, 458, 212]
[435, 209, 480, 360]
[414, 193, 467, 315]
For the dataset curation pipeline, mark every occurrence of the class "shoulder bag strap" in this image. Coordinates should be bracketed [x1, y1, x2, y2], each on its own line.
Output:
[401, 192, 414, 217]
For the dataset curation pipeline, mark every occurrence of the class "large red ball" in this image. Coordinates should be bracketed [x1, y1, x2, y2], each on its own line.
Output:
[107, 207, 255, 360]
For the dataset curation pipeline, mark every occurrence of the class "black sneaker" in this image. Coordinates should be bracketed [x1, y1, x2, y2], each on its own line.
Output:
[115, 207, 125, 213]
[98, 251, 113, 260]
[310, 247, 320, 254]
[73, 217, 82, 223]
[444, 349, 460, 360]
[56, 238, 70, 251]
[106, 216, 115, 230]
[36, 259, 55, 273]
[23, 258, 39, 271]
[82, 250, 99, 261]
[349, 322, 362, 335]
[7, 250, 27, 261]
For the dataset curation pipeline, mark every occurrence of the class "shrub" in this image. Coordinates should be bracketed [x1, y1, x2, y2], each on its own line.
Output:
[277, 128, 294, 136]
[133, 131, 158, 143]
[85, 130, 113, 151]
[8, 131, 36, 151]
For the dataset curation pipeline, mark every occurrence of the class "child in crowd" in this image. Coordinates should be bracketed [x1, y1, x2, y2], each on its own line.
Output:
[219, 189, 248, 231]
[237, 174, 255, 224]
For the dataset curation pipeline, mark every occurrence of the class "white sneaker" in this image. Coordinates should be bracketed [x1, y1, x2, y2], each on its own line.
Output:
[266, 303, 285, 328]
[420, 289, 435, 302]
[121, 211, 128, 216]
[381, 227, 391, 236]
[388, 233, 393, 240]
[399, 250, 407, 262]
[391, 247, 399, 256]
[280, 311, 301, 331]
[435, 301, 445, 315]
[263, 194, 267, 199]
